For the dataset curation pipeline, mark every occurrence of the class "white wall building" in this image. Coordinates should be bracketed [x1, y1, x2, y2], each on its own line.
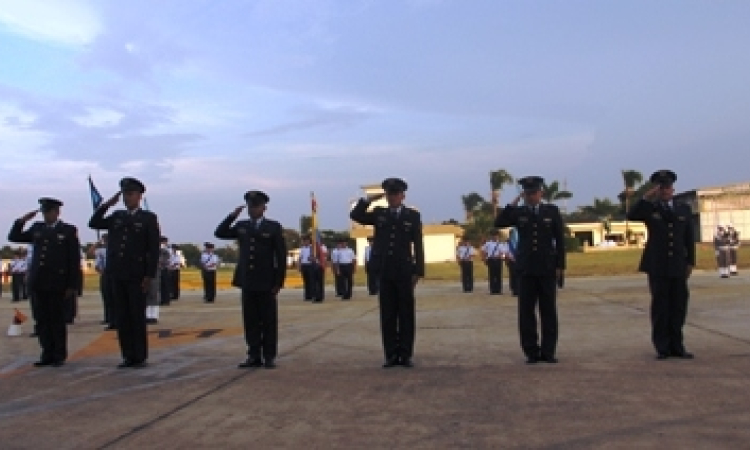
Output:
[674, 182, 750, 243]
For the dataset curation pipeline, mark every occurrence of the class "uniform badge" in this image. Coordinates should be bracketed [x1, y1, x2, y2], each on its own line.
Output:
[262, 233, 270, 238]
[33, 232, 41, 239]
[134, 222, 143, 228]
[543, 217, 552, 223]
[238, 227, 247, 234]
[404, 221, 412, 226]
[652, 212, 661, 219]
[57, 234, 66, 240]
[678, 216, 686, 221]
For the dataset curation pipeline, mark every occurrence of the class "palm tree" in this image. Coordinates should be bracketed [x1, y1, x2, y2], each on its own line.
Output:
[579, 197, 621, 218]
[461, 192, 486, 223]
[489, 169, 514, 214]
[542, 180, 573, 204]
[620, 169, 643, 245]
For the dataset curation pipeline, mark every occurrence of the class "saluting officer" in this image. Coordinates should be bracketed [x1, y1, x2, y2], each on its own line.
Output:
[627, 170, 696, 360]
[8, 198, 80, 367]
[456, 237, 476, 293]
[215, 190, 287, 369]
[495, 176, 566, 364]
[89, 177, 160, 369]
[200, 242, 219, 303]
[350, 177, 425, 368]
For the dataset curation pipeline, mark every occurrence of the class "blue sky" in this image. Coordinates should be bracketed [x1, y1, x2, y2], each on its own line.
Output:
[2, 0, 749, 245]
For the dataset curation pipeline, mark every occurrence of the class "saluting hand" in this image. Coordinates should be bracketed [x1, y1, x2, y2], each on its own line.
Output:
[20, 210, 38, 222]
[231, 205, 245, 217]
[643, 185, 661, 201]
[369, 193, 386, 202]
[103, 192, 121, 208]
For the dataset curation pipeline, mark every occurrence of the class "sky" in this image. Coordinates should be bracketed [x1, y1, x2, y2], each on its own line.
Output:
[2, 0, 749, 245]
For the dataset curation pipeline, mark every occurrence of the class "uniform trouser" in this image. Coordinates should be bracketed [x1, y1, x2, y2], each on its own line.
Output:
[366, 267, 380, 295]
[100, 274, 116, 324]
[300, 265, 314, 300]
[12, 273, 26, 300]
[111, 279, 148, 363]
[506, 260, 519, 294]
[172, 270, 180, 299]
[459, 261, 473, 292]
[334, 267, 343, 296]
[647, 275, 689, 355]
[202, 270, 216, 302]
[160, 269, 172, 305]
[519, 275, 558, 358]
[729, 247, 739, 272]
[312, 265, 325, 301]
[338, 264, 354, 299]
[378, 273, 416, 360]
[716, 248, 729, 276]
[241, 289, 278, 361]
[487, 259, 503, 294]
[35, 289, 68, 362]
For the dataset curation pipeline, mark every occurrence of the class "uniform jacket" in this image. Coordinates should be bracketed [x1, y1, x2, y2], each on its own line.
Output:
[214, 216, 287, 291]
[494, 203, 566, 276]
[88, 208, 160, 281]
[627, 199, 695, 277]
[8, 220, 81, 292]
[729, 230, 740, 247]
[349, 200, 425, 277]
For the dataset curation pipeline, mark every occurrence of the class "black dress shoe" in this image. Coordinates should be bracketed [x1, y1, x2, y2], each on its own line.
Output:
[33, 360, 54, 367]
[264, 359, 276, 369]
[525, 355, 539, 364]
[656, 353, 670, 360]
[130, 360, 148, 368]
[105, 325, 117, 330]
[51, 360, 65, 367]
[238, 358, 263, 368]
[400, 357, 414, 368]
[539, 354, 558, 364]
[382, 356, 400, 368]
[117, 360, 133, 368]
[671, 351, 694, 359]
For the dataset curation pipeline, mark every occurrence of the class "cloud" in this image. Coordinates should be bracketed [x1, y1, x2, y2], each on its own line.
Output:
[244, 104, 374, 138]
[0, 0, 101, 46]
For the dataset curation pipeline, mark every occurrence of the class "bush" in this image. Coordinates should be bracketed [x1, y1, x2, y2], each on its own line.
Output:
[564, 236, 582, 252]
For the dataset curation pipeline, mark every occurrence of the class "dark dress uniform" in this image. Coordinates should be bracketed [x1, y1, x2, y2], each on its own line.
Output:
[89, 178, 160, 367]
[627, 170, 696, 359]
[8, 198, 80, 366]
[350, 178, 425, 367]
[215, 190, 287, 368]
[495, 176, 566, 363]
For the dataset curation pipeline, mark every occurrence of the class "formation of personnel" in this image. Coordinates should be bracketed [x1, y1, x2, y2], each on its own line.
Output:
[714, 224, 740, 278]
[332, 239, 356, 300]
[4, 170, 712, 369]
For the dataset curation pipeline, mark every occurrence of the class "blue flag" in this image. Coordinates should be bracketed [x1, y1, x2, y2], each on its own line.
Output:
[88, 176, 103, 210]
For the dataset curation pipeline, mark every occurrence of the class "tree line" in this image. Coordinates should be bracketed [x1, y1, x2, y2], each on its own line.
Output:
[456, 168, 653, 245]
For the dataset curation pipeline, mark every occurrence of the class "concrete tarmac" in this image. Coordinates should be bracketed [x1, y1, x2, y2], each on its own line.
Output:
[1, 272, 749, 449]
